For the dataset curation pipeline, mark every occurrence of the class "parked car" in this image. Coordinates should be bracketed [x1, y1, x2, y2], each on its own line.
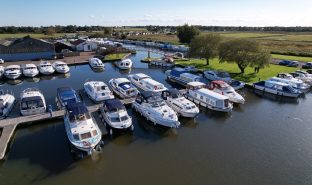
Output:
[307, 69, 312, 74]
[302, 62, 312, 69]
[279, 60, 291, 66]
[0, 59, 4, 64]
[287, 61, 299, 67]
[203, 70, 231, 82]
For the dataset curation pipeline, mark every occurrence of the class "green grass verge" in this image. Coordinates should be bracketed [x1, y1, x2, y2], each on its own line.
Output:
[175, 58, 300, 83]
[271, 54, 312, 62]
[103, 53, 129, 61]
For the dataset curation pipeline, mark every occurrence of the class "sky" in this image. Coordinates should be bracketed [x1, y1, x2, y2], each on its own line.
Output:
[1, 0, 312, 27]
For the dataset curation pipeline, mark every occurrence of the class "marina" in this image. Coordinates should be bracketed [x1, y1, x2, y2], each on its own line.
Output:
[0, 47, 312, 185]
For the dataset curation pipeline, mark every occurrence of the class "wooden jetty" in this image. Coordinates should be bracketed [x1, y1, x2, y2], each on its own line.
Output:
[0, 98, 133, 160]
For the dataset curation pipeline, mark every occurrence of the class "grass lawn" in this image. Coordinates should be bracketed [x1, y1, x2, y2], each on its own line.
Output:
[103, 53, 130, 61]
[271, 54, 312, 62]
[175, 58, 300, 83]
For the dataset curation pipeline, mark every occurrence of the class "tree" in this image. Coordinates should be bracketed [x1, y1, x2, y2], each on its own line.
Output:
[103, 27, 113, 35]
[176, 24, 199, 43]
[44, 27, 56, 35]
[189, 34, 222, 65]
[219, 39, 271, 73]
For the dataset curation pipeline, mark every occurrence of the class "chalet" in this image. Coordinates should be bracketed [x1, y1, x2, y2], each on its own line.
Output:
[0, 36, 55, 61]
[71, 39, 98, 52]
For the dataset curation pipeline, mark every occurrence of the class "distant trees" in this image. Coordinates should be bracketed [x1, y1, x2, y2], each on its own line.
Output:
[177, 24, 199, 44]
[103, 27, 113, 35]
[219, 39, 271, 73]
[189, 34, 222, 65]
[44, 27, 56, 35]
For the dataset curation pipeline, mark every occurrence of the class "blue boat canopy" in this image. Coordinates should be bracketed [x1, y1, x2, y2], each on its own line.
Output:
[104, 99, 125, 111]
[66, 102, 88, 116]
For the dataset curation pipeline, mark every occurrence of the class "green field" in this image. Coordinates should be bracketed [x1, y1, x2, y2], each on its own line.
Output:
[175, 58, 300, 83]
[271, 54, 312, 62]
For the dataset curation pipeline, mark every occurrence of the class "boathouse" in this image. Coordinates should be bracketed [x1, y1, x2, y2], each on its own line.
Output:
[0, 36, 55, 61]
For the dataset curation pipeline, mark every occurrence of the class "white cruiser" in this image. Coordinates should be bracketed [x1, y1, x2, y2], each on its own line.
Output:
[38, 61, 55, 75]
[185, 82, 233, 112]
[132, 91, 180, 128]
[162, 89, 199, 118]
[84, 81, 114, 102]
[0, 91, 15, 119]
[109, 78, 139, 99]
[64, 102, 103, 157]
[128, 73, 167, 93]
[270, 76, 310, 93]
[89, 58, 105, 70]
[208, 81, 245, 104]
[4, 65, 22, 80]
[115, 59, 133, 70]
[21, 64, 39, 77]
[289, 72, 312, 85]
[53, 61, 70, 74]
[165, 67, 202, 87]
[99, 99, 134, 135]
[20, 88, 46, 116]
[253, 80, 302, 98]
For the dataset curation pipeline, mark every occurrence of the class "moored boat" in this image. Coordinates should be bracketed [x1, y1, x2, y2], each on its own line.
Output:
[38, 61, 55, 75]
[0, 91, 15, 119]
[270, 77, 310, 93]
[109, 78, 139, 99]
[132, 91, 180, 128]
[128, 73, 167, 93]
[64, 102, 103, 157]
[20, 88, 46, 116]
[253, 80, 302, 98]
[115, 59, 133, 70]
[185, 82, 233, 112]
[56, 87, 81, 109]
[21, 64, 39, 77]
[84, 81, 114, 102]
[208, 80, 245, 104]
[162, 89, 199, 118]
[4, 65, 22, 80]
[53, 61, 70, 74]
[165, 67, 202, 87]
[89, 58, 105, 70]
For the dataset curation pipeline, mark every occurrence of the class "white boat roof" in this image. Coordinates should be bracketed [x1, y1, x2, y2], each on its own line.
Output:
[85, 81, 107, 87]
[90, 58, 101, 62]
[121, 59, 132, 63]
[40, 61, 51, 65]
[70, 119, 96, 135]
[5, 65, 20, 69]
[22, 64, 37, 68]
[142, 78, 164, 86]
[113, 78, 130, 84]
[266, 80, 289, 86]
[133, 73, 150, 79]
[187, 81, 206, 87]
[173, 67, 186, 72]
[197, 88, 229, 100]
[54, 61, 66, 64]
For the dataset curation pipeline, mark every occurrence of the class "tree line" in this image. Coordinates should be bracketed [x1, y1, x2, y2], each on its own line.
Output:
[178, 24, 271, 74]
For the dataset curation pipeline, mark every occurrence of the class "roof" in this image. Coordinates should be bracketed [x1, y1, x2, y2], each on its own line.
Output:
[22, 63, 37, 68]
[104, 99, 125, 112]
[142, 78, 163, 86]
[134, 73, 150, 79]
[21, 96, 42, 102]
[266, 80, 289, 86]
[197, 88, 228, 100]
[57, 87, 75, 93]
[180, 73, 200, 79]
[5, 65, 20, 69]
[114, 78, 130, 84]
[70, 39, 86, 46]
[66, 102, 88, 116]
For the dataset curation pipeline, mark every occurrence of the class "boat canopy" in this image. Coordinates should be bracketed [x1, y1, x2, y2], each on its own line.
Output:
[66, 102, 88, 117]
[167, 89, 181, 98]
[104, 99, 125, 112]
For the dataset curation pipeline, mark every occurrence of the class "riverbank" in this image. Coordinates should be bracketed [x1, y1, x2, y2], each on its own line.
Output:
[175, 58, 301, 83]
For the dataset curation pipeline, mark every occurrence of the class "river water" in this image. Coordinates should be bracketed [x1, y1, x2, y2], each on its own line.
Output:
[0, 47, 312, 185]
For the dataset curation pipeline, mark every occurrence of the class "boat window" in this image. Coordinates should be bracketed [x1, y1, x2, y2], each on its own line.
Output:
[110, 116, 120, 122]
[80, 132, 92, 140]
[73, 134, 80, 140]
[200, 95, 203, 100]
[120, 115, 128, 121]
[21, 99, 44, 110]
[92, 130, 98, 136]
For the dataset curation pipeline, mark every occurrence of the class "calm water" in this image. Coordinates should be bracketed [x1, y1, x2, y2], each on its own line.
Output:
[1, 48, 312, 185]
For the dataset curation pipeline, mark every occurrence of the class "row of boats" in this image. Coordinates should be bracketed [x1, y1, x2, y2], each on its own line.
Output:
[0, 61, 70, 79]
[89, 57, 133, 70]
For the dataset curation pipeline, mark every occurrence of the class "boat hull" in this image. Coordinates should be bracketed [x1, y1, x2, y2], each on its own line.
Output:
[253, 85, 301, 98]
[185, 94, 232, 113]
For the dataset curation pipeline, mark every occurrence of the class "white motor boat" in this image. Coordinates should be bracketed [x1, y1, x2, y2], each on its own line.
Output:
[208, 81, 245, 104]
[0, 66, 4, 78]
[253, 80, 302, 98]
[0, 91, 15, 119]
[185, 82, 233, 112]
[290, 72, 312, 85]
[21, 64, 39, 77]
[99, 99, 134, 135]
[89, 58, 105, 70]
[109, 78, 139, 99]
[64, 102, 103, 156]
[4, 65, 22, 80]
[162, 89, 199, 118]
[128, 73, 167, 93]
[270, 77, 310, 93]
[38, 61, 55, 75]
[115, 59, 133, 70]
[53, 61, 70, 74]
[84, 81, 114, 102]
[132, 91, 180, 128]
[20, 88, 46, 116]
